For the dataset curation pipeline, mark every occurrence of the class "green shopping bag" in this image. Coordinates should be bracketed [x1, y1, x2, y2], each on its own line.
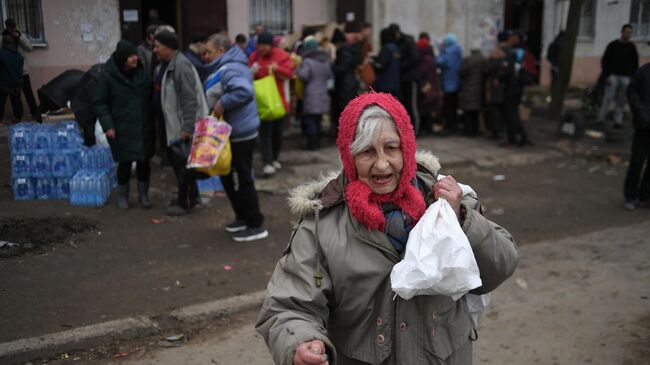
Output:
[254, 71, 286, 121]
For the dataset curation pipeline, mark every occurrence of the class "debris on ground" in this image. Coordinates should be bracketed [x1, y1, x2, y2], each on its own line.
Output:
[113, 346, 143, 358]
[0, 216, 96, 258]
[493, 175, 506, 181]
[223, 265, 234, 271]
[158, 333, 187, 348]
[151, 218, 165, 224]
[515, 278, 529, 290]
[607, 154, 622, 166]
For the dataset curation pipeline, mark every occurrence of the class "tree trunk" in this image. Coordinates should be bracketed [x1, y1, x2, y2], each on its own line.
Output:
[549, 0, 584, 118]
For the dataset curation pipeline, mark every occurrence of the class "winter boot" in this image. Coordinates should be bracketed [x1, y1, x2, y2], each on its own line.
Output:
[117, 184, 129, 210]
[138, 181, 152, 209]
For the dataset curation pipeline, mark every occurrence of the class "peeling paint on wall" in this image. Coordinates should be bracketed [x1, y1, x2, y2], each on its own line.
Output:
[29, 0, 120, 68]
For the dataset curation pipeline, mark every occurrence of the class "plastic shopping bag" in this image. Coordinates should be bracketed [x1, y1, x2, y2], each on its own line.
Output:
[467, 293, 491, 328]
[390, 198, 482, 301]
[186, 115, 232, 176]
[94, 120, 109, 148]
[254, 72, 286, 121]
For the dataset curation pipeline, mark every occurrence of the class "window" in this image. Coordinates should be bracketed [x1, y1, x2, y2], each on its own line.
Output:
[578, 0, 596, 39]
[630, 0, 650, 38]
[0, 0, 46, 46]
[250, 0, 293, 35]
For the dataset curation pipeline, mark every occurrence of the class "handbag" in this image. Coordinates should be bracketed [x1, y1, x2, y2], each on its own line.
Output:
[254, 70, 286, 121]
[186, 115, 232, 176]
[357, 62, 376, 86]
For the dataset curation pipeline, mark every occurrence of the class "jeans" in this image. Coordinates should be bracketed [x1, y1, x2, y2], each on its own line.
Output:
[117, 161, 151, 185]
[624, 129, 650, 202]
[259, 116, 284, 165]
[598, 75, 631, 124]
[486, 103, 505, 139]
[463, 110, 480, 136]
[0, 88, 23, 121]
[221, 138, 264, 228]
[505, 102, 528, 144]
[22, 75, 41, 122]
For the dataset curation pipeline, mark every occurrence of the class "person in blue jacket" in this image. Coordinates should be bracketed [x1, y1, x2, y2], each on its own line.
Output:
[203, 33, 268, 242]
[437, 33, 463, 135]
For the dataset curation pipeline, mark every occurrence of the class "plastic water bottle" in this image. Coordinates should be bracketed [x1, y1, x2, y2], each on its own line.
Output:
[12, 177, 35, 200]
[9, 124, 31, 153]
[36, 177, 54, 200]
[11, 154, 31, 177]
[32, 152, 51, 177]
[34, 125, 51, 151]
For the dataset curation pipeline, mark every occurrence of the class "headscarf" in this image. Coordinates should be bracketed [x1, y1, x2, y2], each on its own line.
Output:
[337, 92, 426, 231]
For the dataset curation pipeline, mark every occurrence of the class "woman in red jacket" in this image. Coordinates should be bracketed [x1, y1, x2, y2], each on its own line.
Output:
[249, 32, 294, 177]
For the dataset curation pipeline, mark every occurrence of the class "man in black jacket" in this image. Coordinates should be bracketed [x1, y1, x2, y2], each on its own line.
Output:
[624, 62, 650, 210]
[389, 23, 421, 134]
[597, 24, 638, 128]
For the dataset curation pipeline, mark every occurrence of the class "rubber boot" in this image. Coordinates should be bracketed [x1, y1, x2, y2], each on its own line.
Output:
[117, 184, 129, 210]
[138, 181, 152, 209]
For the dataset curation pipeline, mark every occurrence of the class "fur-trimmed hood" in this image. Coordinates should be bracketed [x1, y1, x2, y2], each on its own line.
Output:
[288, 150, 441, 218]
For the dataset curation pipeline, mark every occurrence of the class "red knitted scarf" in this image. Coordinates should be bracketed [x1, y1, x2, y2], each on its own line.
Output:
[337, 93, 426, 231]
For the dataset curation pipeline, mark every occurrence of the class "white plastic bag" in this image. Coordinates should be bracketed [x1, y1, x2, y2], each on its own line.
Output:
[94, 119, 109, 148]
[390, 198, 482, 301]
[467, 293, 491, 328]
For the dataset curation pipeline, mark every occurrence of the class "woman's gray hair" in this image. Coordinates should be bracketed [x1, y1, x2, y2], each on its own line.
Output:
[207, 33, 232, 51]
[350, 105, 396, 155]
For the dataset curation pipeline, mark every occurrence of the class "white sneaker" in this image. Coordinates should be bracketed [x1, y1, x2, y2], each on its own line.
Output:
[272, 161, 282, 170]
[263, 164, 276, 176]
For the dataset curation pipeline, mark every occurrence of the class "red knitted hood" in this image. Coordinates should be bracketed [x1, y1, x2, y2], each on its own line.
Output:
[337, 92, 426, 231]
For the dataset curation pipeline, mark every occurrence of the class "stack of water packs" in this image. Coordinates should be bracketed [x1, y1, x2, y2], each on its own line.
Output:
[9, 121, 116, 206]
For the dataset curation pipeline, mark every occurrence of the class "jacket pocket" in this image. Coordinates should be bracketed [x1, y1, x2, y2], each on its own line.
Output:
[423, 296, 473, 361]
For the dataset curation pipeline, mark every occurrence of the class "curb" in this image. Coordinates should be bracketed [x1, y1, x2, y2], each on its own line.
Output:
[0, 290, 266, 365]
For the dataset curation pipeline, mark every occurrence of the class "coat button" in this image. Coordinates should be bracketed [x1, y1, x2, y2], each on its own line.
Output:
[432, 327, 437, 337]
[376, 334, 385, 344]
[432, 311, 437, 320]
[376, 317, 383, 327]
[399, 322, 407, 332]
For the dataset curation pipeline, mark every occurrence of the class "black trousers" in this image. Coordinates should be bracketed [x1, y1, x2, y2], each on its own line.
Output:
[400, 81, 420, 133]
[464, 110, 480, 136]
[221, 138, 264, 228]
[486, 103, 505, 139]
[505, 102, 529, 144]
[166, 143, 199, 209]
[0, 88, 23, 121]
[117, 161, 151, 185]
[22, 75, 41, 122]
[624, 129, 650, 202]
[443, 92, 459, 133]
[259, 116, 284, 165]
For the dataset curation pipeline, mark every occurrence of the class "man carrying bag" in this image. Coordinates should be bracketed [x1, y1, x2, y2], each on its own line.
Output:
[204, 33, 268, 242]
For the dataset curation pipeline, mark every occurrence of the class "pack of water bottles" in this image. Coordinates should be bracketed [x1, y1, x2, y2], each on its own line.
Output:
[9, 121, 83, 200]
[70, 146, 117, 207]
[8, 121, 117, 205]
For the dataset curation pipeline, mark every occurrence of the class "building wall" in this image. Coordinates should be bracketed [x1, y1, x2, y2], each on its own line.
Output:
[370, 0, 503, 56]
[27, 0, 121, 99]
[226, 0, 249, 40]
[541, 0, 650, 86]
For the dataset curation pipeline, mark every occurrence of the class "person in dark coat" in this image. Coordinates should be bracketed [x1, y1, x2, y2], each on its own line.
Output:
[371, 28, 401, 97]
[389, 23, 421, 134]
[437, 33, 463, 135]
[459, 49, 486, 136]
[296, 39, 333, 150]
[547, 31, 563, 91]
[624, 62, 650, 210]
[0, 34, 23, 122]
[416, 34, 442, 135]
[331, 28, 359, 133]
[95, 40, 154, 210]
[71, 63, 105, 146]
[484, 31, 513, 141]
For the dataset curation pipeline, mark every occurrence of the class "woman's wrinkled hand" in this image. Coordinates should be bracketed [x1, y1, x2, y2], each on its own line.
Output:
[433, 175, 463, 222]
[293, 340, 329, 365]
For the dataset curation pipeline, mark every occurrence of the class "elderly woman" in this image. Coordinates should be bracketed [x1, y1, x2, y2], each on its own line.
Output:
[256, 92, 519, 365]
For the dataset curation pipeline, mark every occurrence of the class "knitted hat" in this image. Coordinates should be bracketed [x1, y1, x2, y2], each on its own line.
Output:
[257, 31, 274, 46]
[337, 92, 426, 232]
[113, 40, 138, 63]
[497, 31, 510, 42]
[302, 39, 319, 52]
[155, 30, 179, 50]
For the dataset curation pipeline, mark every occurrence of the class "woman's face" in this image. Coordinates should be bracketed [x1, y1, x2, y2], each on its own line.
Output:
[354, 122, 403, 195]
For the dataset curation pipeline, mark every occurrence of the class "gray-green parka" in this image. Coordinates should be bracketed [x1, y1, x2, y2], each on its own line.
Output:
[256, 151, 519, 365]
